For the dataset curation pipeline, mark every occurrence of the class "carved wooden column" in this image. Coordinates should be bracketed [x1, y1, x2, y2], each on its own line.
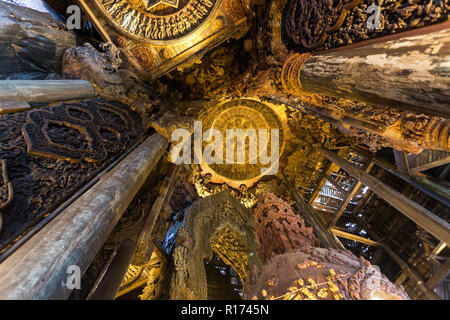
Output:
[281, 25, 450, 119]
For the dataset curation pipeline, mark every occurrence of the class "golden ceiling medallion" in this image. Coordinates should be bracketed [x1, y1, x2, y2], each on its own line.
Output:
[199, 99, 286, 189]
[96, 0, 221, 43]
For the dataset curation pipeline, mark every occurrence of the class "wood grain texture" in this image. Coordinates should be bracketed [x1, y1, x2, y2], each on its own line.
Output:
[0, 80, 95, 102]
[0, 2, 78, 80]
[300, 28, 450, 118]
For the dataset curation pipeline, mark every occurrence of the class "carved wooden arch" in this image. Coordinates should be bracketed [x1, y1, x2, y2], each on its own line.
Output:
[170, 191, 259, 300]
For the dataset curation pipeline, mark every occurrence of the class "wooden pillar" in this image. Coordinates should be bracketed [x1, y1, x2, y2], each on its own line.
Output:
[0, 134, 168, 300]
[86, 164, 180, 300]
[281, 25, 450, 118]
[0, 80, 96, 104]
[321, 148, 450, 245]
[87, 239, 136, 300]
[352, 146, 450, 208]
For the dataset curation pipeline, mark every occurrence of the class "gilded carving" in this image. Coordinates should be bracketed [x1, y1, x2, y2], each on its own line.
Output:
[281, 53, 312, 96]
[253, 192, 315, 262]
[132, 45, 155, 69]
[244, 193, 410, 300]
[170, 191, 258, 299]
[224, 0, 245, 20]
[96, 0, 220, 42]
[199, 99, 286, 189]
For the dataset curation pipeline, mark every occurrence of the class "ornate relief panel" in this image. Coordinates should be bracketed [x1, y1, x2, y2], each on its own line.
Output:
[85, 0, 250, 78]
[198, 99, 289, 189]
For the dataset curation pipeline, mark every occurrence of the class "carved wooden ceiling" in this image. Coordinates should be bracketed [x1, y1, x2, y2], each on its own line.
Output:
[84, 0, 250, 78]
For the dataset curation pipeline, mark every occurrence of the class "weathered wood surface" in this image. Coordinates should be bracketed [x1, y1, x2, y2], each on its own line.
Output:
[0, 80, 96, 103]
[0, 2, 78, 80]
[299, 27, 450, 118]
[0, 134, 168, 300]
[322, 148, 450, 245]
[87, 164, 180, 300]
[408, 150, 450, 173]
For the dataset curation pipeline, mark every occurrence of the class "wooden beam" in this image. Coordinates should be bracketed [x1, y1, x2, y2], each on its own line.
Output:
[330, 227, 382, 247]
[0, 134, 168, 299]
[383, 245, 441, 300]
[308, 162, 333, 204]
[134, 164, 181, 263]
[426, 258, 450, 290]
[284, 177, 346, 251]
[87, 164, 180, 300]
[0, 80, 96, 103]
[328, 162, 374, 228]
[352, 146, 450, 207]
[322, 148, 450, 245]
[325, 175, 346, 195]
[408, 150, 450, 173]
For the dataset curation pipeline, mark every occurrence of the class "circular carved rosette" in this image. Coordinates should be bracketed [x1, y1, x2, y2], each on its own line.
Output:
[224, 0, 245, 20]
[132, 45, 155, 69]
[94, 0, 221, 44]
[199, 99, 285, 189]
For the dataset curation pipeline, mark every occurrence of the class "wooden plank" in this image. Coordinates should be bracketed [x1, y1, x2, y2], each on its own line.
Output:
[284, 177, 346, 251]
[394, 149, 410, 173]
